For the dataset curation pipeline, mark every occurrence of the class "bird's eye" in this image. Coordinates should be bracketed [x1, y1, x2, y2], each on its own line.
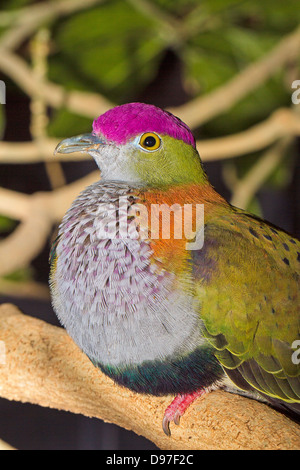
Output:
[139, 132, 161, 151]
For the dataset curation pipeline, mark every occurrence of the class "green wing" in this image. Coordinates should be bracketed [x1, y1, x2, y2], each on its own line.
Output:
[193, 207, 300, 404]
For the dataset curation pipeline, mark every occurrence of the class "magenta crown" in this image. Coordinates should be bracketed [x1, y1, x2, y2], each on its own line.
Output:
[92, 102, 196, 148]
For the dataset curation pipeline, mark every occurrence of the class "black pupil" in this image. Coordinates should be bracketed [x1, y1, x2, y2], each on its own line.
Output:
[144, 136, 157, 147]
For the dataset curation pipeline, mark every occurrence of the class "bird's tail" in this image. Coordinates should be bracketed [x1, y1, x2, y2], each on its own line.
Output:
[223, 367, 300, 423]
[264, 397, 300, 423]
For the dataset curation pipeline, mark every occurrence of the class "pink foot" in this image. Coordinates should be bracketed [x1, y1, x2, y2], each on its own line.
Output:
[162, 389, 207, 436]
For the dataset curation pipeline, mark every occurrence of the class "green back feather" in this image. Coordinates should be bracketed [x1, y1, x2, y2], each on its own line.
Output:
[194, 205, 300, 402]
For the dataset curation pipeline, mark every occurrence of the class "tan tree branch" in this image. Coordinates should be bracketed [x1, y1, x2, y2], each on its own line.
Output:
[0, 138, 86, 163]
[0, 195, 52, 277]
[0, 0, 105, 52]
[1, 107, 300, 164]
[126, 0, 183, 47]
[0, 171, 99, 276]
[200, 107, 300, 161]
[0, 2, 114, 119]
[0, 303, 299, 450]
[169, 24, 300, 128]
[0, 279, 50, 301]
[0, 438, 15, 451]
[0, 187, 32, 220]
[1, 21, 299, 125]
[0, 49, 113, 118]
[0, 171, 98, 222]
[229, 137, 293, 209]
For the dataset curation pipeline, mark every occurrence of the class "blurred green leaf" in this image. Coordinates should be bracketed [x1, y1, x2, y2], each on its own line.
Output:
[246, 196, 263, 217]
[1, 0, 34, 10]
[3, 266, 33, 282]
[0, 215, 16, 233]
[48, 109, 92, 138]
[265, 151, 295, 189]
[48, 0, 169, 134]
[46, 0, 300, 138]
[50, 1, 165, 98]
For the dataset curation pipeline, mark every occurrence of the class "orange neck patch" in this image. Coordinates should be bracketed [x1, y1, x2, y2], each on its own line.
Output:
[135, 183, 227, 275]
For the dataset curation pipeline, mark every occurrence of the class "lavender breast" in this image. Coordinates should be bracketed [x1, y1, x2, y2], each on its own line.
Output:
[50, 181, 205, 368]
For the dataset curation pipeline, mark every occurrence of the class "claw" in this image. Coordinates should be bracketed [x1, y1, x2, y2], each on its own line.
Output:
[162, 389, 207, 436]
[173, 412, 181, 426]
[162, 415, 171, 437]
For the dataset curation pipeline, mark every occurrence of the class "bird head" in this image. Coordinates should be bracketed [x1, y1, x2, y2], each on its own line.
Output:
[55, 102, 207, 187]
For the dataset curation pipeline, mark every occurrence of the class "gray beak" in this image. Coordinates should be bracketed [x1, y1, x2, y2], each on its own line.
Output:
[54, 133, 105, 154]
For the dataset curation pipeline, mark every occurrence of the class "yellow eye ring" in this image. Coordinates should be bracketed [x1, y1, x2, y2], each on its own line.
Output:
[139, 132, 161, 151]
